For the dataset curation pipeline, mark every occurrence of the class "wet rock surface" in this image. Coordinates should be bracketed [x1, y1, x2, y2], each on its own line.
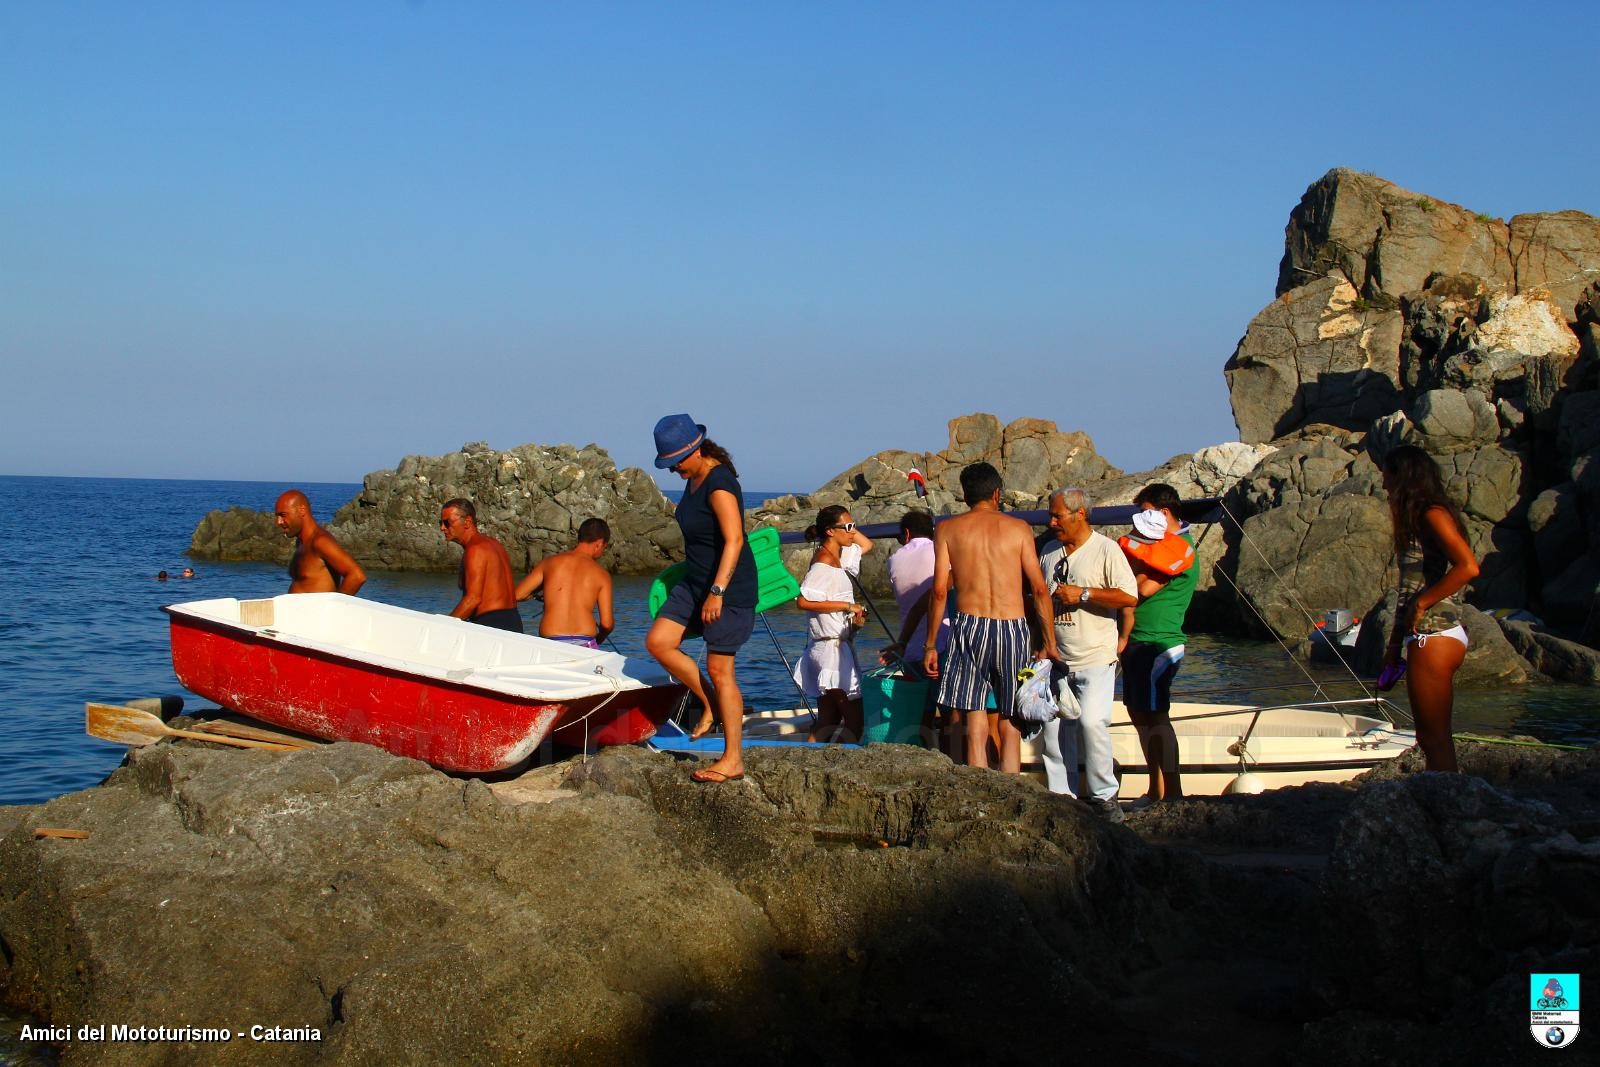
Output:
[2, 737, 1595, 1065]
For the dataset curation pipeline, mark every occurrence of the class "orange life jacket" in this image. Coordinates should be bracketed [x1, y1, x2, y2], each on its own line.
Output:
[1118, 532, 1195, 576]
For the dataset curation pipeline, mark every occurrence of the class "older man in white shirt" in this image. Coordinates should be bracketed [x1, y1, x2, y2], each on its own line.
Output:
[1038, 488, 1138, 821]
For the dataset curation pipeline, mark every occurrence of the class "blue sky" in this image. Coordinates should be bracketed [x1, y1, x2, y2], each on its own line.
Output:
[3, 2, 1595, 491]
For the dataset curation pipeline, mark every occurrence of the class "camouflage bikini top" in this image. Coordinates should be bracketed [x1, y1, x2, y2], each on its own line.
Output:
[1395, 529, 1464, 637]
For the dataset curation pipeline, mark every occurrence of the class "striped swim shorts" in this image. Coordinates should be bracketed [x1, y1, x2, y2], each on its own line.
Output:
[935, 613, 1030, 716]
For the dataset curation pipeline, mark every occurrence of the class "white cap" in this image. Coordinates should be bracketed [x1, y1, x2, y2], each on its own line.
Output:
[1131, 509, 1168, 542]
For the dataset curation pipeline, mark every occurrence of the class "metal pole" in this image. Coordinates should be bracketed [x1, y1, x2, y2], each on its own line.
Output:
[847, 572, 894, 641]
[671, 643, 709, 728]
[759, 611, 814, 716]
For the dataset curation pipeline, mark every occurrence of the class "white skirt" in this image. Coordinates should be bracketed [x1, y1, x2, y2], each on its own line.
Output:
[793, 637, 861, 699]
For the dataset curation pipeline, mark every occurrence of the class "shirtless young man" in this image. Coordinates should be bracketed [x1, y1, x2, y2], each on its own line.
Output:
[922, 462, 1058, 772]
[439, 498, 523, 633]
[274, 489, 367, 595]
[514, 517, 614, 649]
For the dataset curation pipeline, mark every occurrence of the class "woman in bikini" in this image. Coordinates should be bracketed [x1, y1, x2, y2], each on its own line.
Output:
[794, 505, 874, 743]
[1381, 445, 1480, 772]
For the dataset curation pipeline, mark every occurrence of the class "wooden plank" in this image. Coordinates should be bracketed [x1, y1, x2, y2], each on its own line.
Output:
[240, 599, 275, 626]
[33, 828, 90, 840]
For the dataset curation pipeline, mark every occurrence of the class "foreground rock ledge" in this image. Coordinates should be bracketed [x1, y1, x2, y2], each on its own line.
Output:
[2, 741, 1595, 1065]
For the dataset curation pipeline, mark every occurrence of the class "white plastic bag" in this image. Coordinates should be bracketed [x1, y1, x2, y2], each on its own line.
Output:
[1054, 674, 1082, 721]
[1013, 659, 1057, 724]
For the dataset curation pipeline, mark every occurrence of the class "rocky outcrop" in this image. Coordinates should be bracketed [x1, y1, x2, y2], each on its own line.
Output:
[330, 442, 679, 575]
[1314, 769, 1599, 1061]
[755, 413, 1121, 528]
[1275, 167, 1600, 317]
[1216, 170, 1600, 677]
[1225, 277, 1406, 444]
[4, 734, 1594, 1065]
[1497, 617, 1600, 684]
[190, 442, 681, 576]
[189, 506, 292, 565]
[753, 413, 1127, 595]
[0, 741, 1190, 1064]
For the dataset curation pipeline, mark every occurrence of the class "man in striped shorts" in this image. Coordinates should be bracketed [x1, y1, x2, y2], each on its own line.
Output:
[923, 463, 1058, 772]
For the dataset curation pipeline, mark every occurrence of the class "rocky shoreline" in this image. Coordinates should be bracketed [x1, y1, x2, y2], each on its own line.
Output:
[2, 734, 1595, 1064]
[188, 168, 1600, 685]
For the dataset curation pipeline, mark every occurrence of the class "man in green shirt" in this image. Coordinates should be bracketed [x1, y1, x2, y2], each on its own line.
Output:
[1118, 483, 1197, 805]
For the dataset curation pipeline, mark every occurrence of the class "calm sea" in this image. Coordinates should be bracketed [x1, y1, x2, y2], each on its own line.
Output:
[0, 474, 1595, 809]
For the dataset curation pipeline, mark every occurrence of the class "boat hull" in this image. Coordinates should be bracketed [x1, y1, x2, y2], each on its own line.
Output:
[663, 701, 1414, 796]
[167, 600, 685, 774]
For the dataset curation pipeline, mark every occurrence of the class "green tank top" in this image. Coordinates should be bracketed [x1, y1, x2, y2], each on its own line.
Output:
[1129, 531, 1196, 649]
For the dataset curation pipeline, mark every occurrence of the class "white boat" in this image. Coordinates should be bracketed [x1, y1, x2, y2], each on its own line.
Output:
[656, 696, 1414, 796]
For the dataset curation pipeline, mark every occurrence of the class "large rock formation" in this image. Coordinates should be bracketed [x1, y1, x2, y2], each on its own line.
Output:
[1217, 169, 1600, 671]
[0, 741, 1184, 1063]
[191, 442, 681, 576]
[1274, 168, 1600, 318]
[3, 735, 1594, 1064]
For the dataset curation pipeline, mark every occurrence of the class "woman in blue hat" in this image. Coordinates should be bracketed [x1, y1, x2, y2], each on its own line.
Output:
[645, 414, 759, 783]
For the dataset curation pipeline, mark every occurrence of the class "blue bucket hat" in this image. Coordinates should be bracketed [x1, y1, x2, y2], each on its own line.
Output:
[653, 413, 706, 469]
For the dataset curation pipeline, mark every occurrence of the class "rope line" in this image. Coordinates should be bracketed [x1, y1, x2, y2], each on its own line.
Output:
[1216, 498, 1377, 708]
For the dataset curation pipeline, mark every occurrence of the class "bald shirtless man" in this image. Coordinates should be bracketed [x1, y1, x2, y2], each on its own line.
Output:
[922, 462, 1058, 772]
[514, 518, 615, 649]
[274, 490, 366, 595]
[440, 498, 523, 632]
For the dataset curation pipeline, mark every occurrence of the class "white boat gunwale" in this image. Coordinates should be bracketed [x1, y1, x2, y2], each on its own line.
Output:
[164, 595, 645, 705]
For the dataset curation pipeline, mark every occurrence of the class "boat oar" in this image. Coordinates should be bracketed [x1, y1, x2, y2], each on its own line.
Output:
[191, 720, 320, 749]
[85, 703, 303, 752]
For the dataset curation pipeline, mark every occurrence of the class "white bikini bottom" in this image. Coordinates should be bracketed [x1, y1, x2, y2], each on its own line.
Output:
[1406, 624, 1469, 649]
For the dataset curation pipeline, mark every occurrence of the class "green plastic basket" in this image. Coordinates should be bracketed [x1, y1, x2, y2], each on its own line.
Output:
[861, 665, 930, 746]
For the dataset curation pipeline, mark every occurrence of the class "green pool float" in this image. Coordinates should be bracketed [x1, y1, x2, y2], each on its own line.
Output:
[649, 526, 800, 637]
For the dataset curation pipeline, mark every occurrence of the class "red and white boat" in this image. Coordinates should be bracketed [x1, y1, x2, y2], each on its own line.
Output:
[164, 594, 685, 773]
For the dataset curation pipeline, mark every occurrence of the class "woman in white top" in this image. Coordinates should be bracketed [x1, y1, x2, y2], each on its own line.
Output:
[795, 505, 874, 742]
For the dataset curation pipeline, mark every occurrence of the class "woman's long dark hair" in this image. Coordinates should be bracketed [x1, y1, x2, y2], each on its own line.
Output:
[700, 438, 737, 478]
[804, 504, 849, 542]
[1383, 445, 1467, 551]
